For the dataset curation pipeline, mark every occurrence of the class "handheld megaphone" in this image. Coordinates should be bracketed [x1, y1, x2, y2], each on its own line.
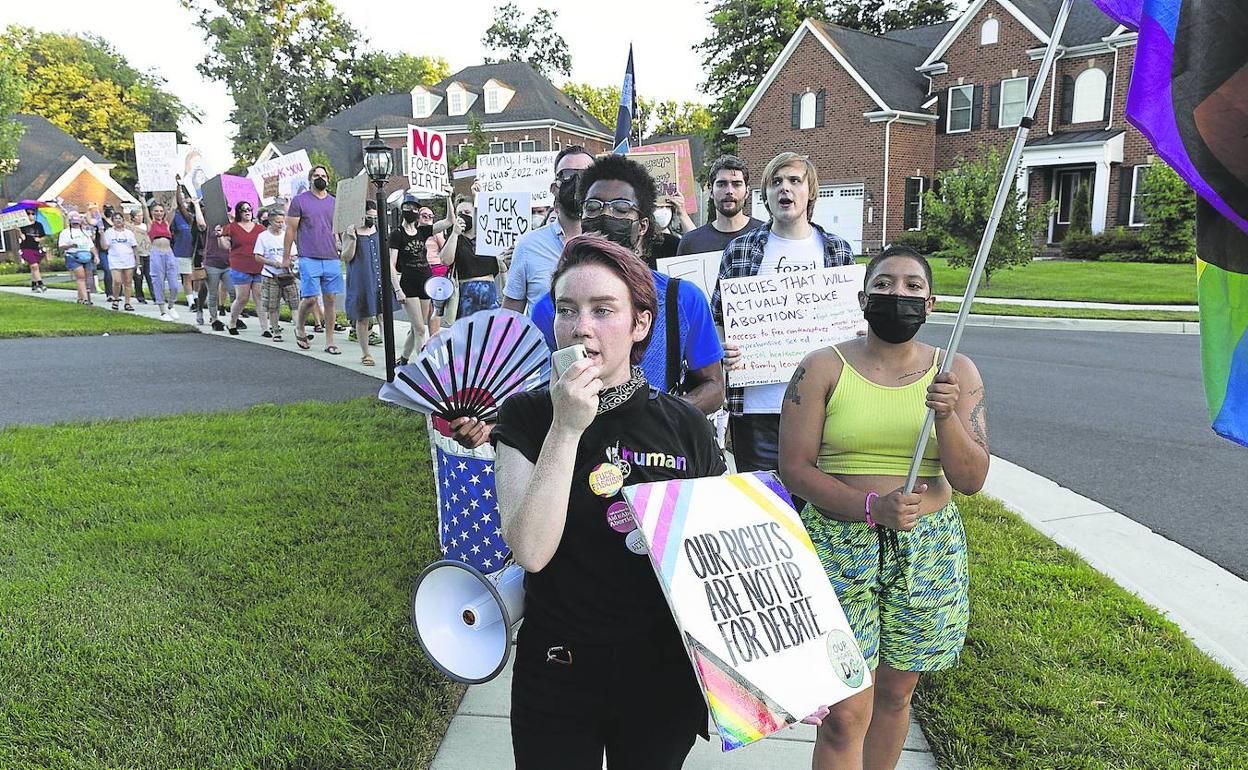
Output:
[411, 560, 525, 683]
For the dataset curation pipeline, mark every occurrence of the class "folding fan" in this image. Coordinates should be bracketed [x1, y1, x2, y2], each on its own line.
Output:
[380, 309, 551, 422]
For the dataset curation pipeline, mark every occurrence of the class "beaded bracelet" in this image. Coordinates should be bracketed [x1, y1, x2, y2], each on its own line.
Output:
[864, 491, 878, 528]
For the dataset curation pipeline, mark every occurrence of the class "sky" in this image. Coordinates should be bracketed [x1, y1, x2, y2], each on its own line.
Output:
[1, 0, 714, 172]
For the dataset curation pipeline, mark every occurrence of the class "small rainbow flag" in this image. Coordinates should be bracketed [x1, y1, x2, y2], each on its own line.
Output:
[687, 633, 795, 751]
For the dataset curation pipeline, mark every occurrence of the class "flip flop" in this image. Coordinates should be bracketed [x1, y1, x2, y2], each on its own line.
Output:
[296, 335, 311, 350]
[361, 354, 375, 366]
[324, 345, 342, 355]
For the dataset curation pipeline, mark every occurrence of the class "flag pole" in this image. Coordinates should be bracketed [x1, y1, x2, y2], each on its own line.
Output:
[903, 0, 1077, 494]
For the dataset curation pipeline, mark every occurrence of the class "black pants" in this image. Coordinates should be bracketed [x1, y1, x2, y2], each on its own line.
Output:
[134, 254, 152, 300]
[729, 413, 806, 510]
[511, 623, 706, 770]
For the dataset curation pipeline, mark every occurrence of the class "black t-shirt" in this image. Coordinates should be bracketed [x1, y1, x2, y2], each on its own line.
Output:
[675, 218, 765, 256]
[651, 232, 680, 263]
[450, 234, 498, 281]
[19, 224, 43, 251]
[491, 385, 726, 644]
[390, 224, 433, 273]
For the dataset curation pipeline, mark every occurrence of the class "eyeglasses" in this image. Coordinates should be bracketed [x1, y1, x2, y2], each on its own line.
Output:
[239, 206, 252, 212]
[582, 198, 640, 218]
[555, 168, 584, 184]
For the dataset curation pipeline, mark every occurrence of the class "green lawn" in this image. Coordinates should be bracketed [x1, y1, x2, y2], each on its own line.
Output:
[915, 494, 1248, 769]
[930, 258, 1198, 305]
[0, 399, 460, 769]
[0, 272, 78, 290]
[0, 292, 194, 338]
[933, 300, 1200, 323]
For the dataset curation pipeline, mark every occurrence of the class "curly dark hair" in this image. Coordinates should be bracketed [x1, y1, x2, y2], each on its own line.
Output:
[576, 153, 657, 257]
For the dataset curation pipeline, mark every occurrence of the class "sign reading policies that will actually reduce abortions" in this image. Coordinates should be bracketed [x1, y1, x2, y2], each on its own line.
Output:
[720, 264, 867, 388]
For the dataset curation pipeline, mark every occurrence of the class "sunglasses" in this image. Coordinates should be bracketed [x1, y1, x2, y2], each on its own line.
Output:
[582, 198, 640, 218]
[555, 168, 584, 184]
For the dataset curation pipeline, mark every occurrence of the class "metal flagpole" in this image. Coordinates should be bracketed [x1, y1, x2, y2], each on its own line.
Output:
[903, 0, 1077, 494]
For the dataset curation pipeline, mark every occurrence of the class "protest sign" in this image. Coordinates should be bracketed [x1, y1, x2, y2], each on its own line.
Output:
[247, 149, 311, 204]
[0, 210, 31, 232]
[476, 151, 559, 207]
[263, 176, 279, 200]
[657, 250, 722, 301]
[201, 174, 261, 229]
[636, 139, 698, 213]
[134, 132, 178, 192]
[474, 192, 531, 258]
[623, 471, 870, 751]
[720, 264, 867, 388]
[333, 174, 369, 234]
[631, 151, 680, 200]
[408, 125, 449, 196]
[177, 144, 211, 199]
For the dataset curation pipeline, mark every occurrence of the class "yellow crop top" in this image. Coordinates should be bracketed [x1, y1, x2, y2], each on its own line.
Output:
[816, 346, 943, 477]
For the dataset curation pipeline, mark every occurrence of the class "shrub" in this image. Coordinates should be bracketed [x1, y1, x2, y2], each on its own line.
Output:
[1139, 163, 1196, 262]
[1068, 182, 1092, 236]
[1062, 227, 1145, 260]
[887, 229, 943, 255]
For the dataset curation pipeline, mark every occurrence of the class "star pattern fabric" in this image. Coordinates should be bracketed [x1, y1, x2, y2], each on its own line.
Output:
[436, 445, 509, 573]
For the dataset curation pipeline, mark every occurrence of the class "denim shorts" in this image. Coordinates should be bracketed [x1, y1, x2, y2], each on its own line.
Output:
[228, 268, 261, 286]
[298, 256, 344, 298]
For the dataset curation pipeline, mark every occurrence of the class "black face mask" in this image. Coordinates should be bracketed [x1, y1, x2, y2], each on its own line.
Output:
[401, 209, 418, 224]
[312, 177, 328, 192]
[364, 216, 375, 228]
[582, 215, 639, 250]
[862, 293, 928, 344]
[459, 212, 473, 232]
[556, 174, 581, 215]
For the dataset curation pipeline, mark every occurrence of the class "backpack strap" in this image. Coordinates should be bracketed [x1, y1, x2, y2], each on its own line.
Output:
[665, 277, 682, 394]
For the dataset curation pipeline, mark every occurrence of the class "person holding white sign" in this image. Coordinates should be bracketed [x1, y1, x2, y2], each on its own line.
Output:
[777, 247, 989, 770]
[439, 197, 500, 318]
[711, 152, 855, 475]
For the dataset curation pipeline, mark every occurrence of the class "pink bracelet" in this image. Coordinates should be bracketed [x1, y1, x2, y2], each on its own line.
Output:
[864, 491, 878, 528]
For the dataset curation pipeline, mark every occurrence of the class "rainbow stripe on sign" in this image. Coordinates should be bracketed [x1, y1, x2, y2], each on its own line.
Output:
[688, 633, 795, 751]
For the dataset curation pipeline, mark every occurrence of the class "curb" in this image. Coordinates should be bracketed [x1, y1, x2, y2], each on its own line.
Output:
[930, 311, 1199, 335]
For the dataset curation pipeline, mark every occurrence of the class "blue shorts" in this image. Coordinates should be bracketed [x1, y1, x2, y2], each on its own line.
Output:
[298, 256, 344, 298]
[228, 268, 261, 286]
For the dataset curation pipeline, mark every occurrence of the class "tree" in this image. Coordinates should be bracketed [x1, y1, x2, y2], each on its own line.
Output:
[922, 146, 1052, 286]
[0, 48, 24, 170]
[482, 3, 572, 78]
[562, 83, 709, 140]
[2, 25, 197, 184]
[1068, 182, 1091, 236]
[830, 0, 955, 35]
[307, 149, 338, 190]
[450, 114, 490, 170]
[650, 101, 715, 139]
[347, 53, 450, 101]
[1139, 162, 1196, 262]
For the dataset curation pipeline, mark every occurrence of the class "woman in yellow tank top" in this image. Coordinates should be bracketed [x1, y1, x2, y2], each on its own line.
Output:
[778, 246, 989, 770]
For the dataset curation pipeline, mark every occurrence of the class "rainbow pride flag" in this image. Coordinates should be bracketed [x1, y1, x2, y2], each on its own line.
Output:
[1089, 0, 1247, 446]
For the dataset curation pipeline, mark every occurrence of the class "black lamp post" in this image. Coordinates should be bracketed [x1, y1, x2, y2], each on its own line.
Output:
[364, 126, 397, 381]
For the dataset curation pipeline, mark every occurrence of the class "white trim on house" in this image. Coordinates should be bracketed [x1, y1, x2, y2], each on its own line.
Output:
[1128, 163, 1150, 227]
[946, 84, 974, 133]
[724, 126, 752, 138]
[921, 0, 1049, 69]
[1021, 131, 1124, 234]
[42, 156, 139, 204]
[916, 62, 948, 75]
[353, 120, 612, 143]
[997, 76, 1029, 128]
[920, 94, 938, 109]
[864, 110, 938, 126]
[727, 19, 890, 133]
[256, 142, 283, 163]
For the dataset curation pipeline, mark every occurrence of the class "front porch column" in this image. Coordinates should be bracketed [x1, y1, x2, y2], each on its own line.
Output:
[1092, 160, 1110, 233]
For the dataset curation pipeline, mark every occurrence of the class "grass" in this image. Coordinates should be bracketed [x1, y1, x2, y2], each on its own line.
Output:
[915, 494, 1248, 769]
[933, 300, 1200, 323]
[0, 399, 461, 769]
[0, 292, 194, 338]
[929, 258, 1197, 305]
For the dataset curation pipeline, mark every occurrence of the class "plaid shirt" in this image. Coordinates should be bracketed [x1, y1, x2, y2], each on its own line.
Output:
[711, 221, 856, 415]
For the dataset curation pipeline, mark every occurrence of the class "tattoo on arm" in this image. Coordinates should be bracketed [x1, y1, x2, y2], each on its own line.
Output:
[784, 365, 807, 405]
[968, 388, 988, 450]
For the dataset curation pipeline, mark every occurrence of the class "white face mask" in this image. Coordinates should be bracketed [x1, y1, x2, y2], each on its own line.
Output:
[652, 207, 673, 230]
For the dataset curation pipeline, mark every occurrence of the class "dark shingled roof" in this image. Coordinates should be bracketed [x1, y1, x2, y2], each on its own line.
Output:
[972, 0, 1120, 47]
[882, 21, 956, 49]
[273, 124, 363, 180]
[1026, 128, 1123, 146]
[810, 20, 934, 112]
[3, 114, 110, 201]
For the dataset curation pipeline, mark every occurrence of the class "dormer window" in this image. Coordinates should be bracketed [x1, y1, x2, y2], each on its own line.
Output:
[415, 93, 428, 116]
[449, 90, 464, 115]
[980, 18, 999, 45]
[411, 86, 440, 119]
[482, 79, 514, 114]
[486, 88, 499, 113]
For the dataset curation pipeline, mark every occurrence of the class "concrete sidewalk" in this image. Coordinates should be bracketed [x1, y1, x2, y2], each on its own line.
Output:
[935, 294, 1198, 312]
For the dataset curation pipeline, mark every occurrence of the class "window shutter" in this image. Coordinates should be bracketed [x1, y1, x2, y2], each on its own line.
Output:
[1103, 74, 1113, 121]
[935, 91, 946, 133]
[903, 178, 920, 230]
[792, 93, 801, 129]
[1061, 75, 1075, 124]
[971, 85, 983, 129]
[815, 89, 826, 127]
[989, 84, 1001, 128]
[1117, 166, 1134, 225]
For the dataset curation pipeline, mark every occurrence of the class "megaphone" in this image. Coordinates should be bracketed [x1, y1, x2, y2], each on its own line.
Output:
[411, 560, 525, 683]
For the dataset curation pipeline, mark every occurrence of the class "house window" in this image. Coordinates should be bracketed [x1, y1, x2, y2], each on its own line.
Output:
[553, 139, 561, 151]
[414, 94, 427, 117]
[519, 140, 536, 152]
[486, 89, 499, 113]
[799, 91, 817, 130]
[947, 85, 973, 133]
[455, 142, 468, 158]
[981, 18, 999, 45]
[1129, 164, 1150, 226]
[903, 177, 926, 231]
[449, 91, 464, 115]
[998, 77, 1028, 128]
[488, 141, 504, 154]
[1072, 68, 1107, 123]
[401, 149, 410, 176]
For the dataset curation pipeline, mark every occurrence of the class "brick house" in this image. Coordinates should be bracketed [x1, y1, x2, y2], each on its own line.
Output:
[257, 62, 613, 199]
[727, 0, 1150, 254]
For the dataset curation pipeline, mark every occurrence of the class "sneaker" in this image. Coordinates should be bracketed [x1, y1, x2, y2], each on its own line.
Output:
[368, 333, 382, 346]
[39, 283, 48, 293]
[30, 282, 38, 292]
[348, 328, 358, 341]
[211, 320, 225, 332]
[137, 297, 147, 304]
[167, 307, 180, 320]
[195, 310, 204, 325]
[235, 319, 247, 330]
[333, 322, 347, 332]
[228, 326, 239, 336]
[159, 313, 173, 321]
[261, 331, 273, 339]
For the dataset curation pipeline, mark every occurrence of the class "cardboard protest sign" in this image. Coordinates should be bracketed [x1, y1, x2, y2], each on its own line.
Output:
[247, 149, 311, 204]
[263, 176, 280, 200]
[200, 174, 261, 228]
[623, 472, 870, 751]
[474, 192, 531, 258]
[636, 139, 698, 213]
[476, 151, 559, 208]
[408, 125, 449, 196]
[631, 151, 680, 200]
[134, 132, 178, 192]
[657, 250, 722, 301]
[177, 144, 212, 199]
[0, 210, 31, 232]
[333, 174, 369, 234]
[720, 265, 867, 388]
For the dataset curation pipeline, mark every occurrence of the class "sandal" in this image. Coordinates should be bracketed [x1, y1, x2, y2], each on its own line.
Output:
[111, 301, 119, 310]
[313, 324, 325, 333]
[124, 304, 135, 312]
[272, 333, 284, 342]
[324, 345, 342, 355]
[296, 335, 311, 350]
[361, 354, 375, 366]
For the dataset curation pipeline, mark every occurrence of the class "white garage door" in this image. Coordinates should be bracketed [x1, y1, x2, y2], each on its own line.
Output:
[751, 184, 864, 255]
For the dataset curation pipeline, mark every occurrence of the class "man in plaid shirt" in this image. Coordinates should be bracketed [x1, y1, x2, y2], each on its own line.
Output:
[711, 152, 856, 474]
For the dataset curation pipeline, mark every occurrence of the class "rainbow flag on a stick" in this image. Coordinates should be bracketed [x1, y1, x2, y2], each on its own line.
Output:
[1089, 0, 1247, 446]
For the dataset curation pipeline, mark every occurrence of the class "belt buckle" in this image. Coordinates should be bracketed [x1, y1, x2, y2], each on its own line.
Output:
[545, 645, 573, 666]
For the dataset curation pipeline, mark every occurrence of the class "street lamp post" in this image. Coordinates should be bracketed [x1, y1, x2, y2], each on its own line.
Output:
[364, 126, 397, 382]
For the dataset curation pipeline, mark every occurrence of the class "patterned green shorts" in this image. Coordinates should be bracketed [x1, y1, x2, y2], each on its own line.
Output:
[800, 501, 969, 672]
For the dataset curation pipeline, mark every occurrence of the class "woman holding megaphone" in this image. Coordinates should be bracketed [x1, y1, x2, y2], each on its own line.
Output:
[492, 235, 725, 769]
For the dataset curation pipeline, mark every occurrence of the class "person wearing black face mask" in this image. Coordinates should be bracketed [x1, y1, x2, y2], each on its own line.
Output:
[391, 193, 452, 364]
[777, 246, 989, 770]
[285, 164, 342, 353]
[439, 196, 501, 318]
[342, 201, 382, 365]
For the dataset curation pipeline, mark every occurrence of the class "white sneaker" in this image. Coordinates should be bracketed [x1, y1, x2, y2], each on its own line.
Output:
[159, 313, 174, 321]
[167, 307, 180, 320]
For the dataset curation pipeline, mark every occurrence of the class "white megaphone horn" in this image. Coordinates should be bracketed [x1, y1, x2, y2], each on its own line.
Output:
[411, 560, 525, 684]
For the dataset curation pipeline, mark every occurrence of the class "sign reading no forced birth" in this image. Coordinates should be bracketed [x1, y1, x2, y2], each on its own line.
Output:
[408, 125, 448, 196]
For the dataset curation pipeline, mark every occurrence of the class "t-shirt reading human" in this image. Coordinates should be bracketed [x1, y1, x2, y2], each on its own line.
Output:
[675, 217, 765, 256]
[225, 221, 264, 274]
[742, 229, 824, 414]
[287, 190, 336, 258]
[254, 229, 293, 277]
[490, 385, 726, 643]
[389, 224, 433, 274]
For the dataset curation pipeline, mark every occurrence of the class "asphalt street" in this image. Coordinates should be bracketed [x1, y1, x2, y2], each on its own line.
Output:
[917, 324, 1248, 578]
[0, 333, 380, 428]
